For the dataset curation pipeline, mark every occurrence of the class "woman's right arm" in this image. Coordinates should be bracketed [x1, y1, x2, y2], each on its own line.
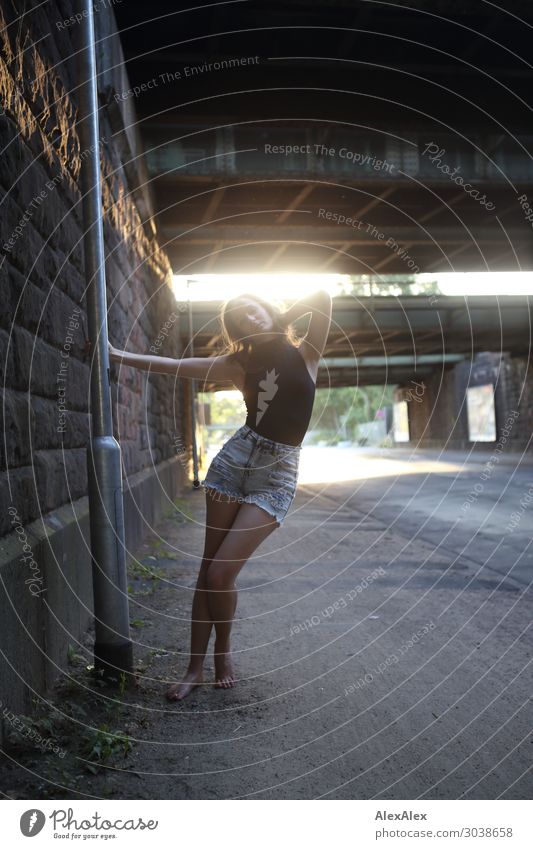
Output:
[108, 343, 239, 384]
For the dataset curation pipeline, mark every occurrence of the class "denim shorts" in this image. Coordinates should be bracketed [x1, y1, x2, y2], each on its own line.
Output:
[200, 424, 301, 525]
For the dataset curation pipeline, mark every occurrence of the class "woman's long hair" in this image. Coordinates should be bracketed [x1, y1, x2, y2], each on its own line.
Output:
[218, 293, 301, 356]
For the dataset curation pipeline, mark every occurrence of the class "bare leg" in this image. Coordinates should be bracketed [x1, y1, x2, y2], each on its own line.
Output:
[205, 504, 279, 688]
[166, 489, 241, 701]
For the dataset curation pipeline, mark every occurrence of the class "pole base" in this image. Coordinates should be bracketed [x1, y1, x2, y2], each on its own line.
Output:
[93, 640, 135, 688]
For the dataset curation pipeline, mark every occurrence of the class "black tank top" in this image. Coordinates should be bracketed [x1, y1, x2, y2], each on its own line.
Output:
[229, 336, 316, 446]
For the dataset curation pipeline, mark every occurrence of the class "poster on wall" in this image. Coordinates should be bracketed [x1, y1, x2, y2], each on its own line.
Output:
[393, 400, 410, 442]
[466, 384, 497, 442]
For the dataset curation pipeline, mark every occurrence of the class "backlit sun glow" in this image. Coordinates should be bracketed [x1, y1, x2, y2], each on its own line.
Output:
[173, 272, 533, 301]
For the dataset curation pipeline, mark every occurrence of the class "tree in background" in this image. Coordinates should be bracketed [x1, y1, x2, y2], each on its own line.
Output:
[309, 384, 395, 444]
[198, 389, 244, 429]
[339, 274, 441, 298]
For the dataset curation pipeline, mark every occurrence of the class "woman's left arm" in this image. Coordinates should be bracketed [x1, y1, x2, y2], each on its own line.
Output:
[283, 290, 332, 361]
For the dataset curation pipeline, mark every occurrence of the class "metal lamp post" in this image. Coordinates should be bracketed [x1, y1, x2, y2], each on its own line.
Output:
[75, 0, 133, 684]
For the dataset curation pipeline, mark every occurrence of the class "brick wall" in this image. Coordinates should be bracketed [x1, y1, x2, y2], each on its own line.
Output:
[394, 353, 532, 450]
[0, 1, 190, 715]
[0, 0, 187, 538]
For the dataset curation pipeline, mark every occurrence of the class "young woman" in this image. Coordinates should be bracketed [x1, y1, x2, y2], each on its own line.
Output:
[108, 290, 332, 700]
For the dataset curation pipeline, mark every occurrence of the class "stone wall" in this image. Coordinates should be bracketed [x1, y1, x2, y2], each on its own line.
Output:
[394, 352, 532, 450]
[0, 1, 189, 714]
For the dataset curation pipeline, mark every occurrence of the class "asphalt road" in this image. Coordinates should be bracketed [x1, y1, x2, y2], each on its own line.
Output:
[297, 445, 533, 589]
[5, 446, 531, 801]
[117, 445, 533, 800]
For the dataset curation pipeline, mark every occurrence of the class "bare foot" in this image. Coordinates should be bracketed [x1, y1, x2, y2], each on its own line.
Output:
[166, 669, 203, 701]
[214, 650, 236, 689]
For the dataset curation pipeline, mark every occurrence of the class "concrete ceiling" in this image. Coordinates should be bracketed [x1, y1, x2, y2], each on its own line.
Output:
[110, 1, 533, 275]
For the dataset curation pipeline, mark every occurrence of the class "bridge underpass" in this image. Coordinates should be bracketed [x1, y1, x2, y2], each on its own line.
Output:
[108, 0, 533, 439]
[111, 0, 533, 276]
[178, 294, 531, 389]
[2, 0, 533, 806]
[63, 0, 533, 807]
[140, 126, 533, 275]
